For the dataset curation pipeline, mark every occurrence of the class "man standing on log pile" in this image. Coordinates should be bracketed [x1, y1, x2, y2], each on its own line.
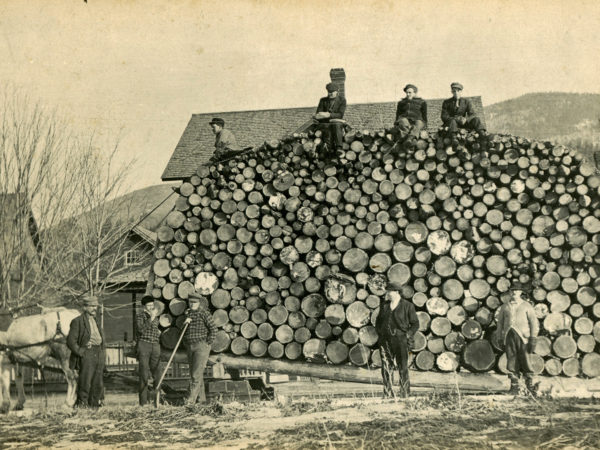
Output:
[67, 295, 105, 409]
[375, 282, 419, 398]
[182, 293, 217, 405]
[209, 117, 242, 160]
[497, 283, 540, 396]
[136, 295, 161, 406]
[441, 82, 486, 138]
[312, 82, 347, 158]
[389, 84, 427, 146]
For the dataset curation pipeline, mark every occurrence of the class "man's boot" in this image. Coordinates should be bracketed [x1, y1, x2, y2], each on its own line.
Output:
[508, 375, 520, 395]
[399, 378, 410, 398]
[525, 376, 539, 397]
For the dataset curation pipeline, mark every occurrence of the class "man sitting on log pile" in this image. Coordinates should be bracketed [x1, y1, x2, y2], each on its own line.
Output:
[441, 82, 486, 138]
[389, 83, 427, 146]
[312, 82, 347, 158]
[375, 281, 419, 398]
[182, 293, 217, 406]
[496, 282, 540, 396]
[209, 117, 242, 160]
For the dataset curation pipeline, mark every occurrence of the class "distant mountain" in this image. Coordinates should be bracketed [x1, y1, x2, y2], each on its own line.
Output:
[485, 92, 600, 138]
[485, 92, 600, 163]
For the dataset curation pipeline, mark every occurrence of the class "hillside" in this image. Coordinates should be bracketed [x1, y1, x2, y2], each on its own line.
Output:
[107, 183, 178, 231]
[485, 92, 600, 138]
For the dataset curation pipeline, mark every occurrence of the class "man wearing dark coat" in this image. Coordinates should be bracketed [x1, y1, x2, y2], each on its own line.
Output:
[67, 295, 105, 408]
[441, 82, 485, 134]
[392, 83, 427, 141]
[313, 82, 347, 156]
[375, 281, 419, 398]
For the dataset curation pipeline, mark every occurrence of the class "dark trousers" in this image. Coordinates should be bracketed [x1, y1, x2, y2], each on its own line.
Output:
[317, 122, 345, 151]
[380, 333, 410, 397]
[446, 116, 484, 133]
[137, 340, 161, 406]
[186, 342, 211, 405]
[76, 345, 104, 408]
[393, 117, 425, 139]
[505, 329, 532, 382]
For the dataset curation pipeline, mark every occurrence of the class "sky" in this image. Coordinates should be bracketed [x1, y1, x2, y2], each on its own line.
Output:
[1, 0, 599, 193]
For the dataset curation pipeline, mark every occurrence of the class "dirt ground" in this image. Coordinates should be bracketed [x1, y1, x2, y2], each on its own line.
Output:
[1, 385, 599, 449]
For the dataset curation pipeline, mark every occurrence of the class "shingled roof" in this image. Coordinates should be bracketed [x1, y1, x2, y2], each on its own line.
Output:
[161, 97, 485, 180]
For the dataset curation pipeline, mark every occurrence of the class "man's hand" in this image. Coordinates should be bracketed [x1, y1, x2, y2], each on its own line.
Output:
[314, 112, 330, 120]
[457, 117, 467, 126]
[86, 342, 92, 349]
[184, 317, 192, 325]
[408, 337, 415, 350]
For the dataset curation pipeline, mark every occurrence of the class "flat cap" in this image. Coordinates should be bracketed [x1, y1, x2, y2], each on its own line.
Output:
[450, 82, 463, 91]
[387, 280, 404, 291]
[209, 117, 225, 127]
[325, 82, 338, 93]
[404, 84, 418, 93]
[141, 295, 154, 305]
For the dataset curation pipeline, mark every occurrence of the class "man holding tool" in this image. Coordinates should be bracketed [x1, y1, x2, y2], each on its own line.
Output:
[136, 295, 161, 406]
[182, 293, 217, 406]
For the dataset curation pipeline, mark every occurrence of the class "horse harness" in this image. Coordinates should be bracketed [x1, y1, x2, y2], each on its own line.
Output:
[0, 311, 68, 364]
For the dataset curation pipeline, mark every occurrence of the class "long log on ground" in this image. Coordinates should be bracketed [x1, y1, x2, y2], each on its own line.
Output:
[161, 351, 510, 391]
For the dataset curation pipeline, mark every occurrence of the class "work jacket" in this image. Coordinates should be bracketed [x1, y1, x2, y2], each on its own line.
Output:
[67, 313, 105, 370]
[375, 299, 419, 341]
[395, 97, 427, 124]
[214, 128, 241, 152]
[441, 97, 477, 124]
[316, 96, 347, 121]
[496, 299, 539, 344]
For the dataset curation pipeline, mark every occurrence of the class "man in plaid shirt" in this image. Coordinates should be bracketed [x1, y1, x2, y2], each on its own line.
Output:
[136, 295, 162, 406]
[183, 293, 217, 405]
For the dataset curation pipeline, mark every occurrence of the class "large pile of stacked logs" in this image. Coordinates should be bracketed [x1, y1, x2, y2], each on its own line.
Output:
[148, 127, 600, 378]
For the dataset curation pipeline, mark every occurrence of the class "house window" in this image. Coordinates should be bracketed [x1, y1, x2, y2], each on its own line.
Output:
[125, 250, 141, 266]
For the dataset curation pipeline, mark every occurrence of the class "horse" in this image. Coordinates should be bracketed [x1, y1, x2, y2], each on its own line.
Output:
[0, 307, 80, 413]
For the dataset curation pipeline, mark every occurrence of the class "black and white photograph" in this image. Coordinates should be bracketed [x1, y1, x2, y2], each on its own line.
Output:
[1, 0, 599, 448]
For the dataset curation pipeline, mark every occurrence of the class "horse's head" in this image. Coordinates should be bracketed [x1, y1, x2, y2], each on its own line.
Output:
[0, 309, 13, 332]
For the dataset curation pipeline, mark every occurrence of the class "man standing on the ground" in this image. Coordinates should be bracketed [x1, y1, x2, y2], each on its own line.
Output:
[183, 294, 217, 405]
[391, 84, 427, 142]
[67, 295, 105, 408]
[496, 284, 540, 395]
[313, 82, 347, 156]
[210, 117, 241, 160]
[441, 82, 485, 135]
[136, 295, 161, 406]
[375, 281, 419, 398]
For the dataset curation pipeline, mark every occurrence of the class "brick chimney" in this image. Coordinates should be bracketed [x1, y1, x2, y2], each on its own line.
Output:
[330, 68, 346, 99]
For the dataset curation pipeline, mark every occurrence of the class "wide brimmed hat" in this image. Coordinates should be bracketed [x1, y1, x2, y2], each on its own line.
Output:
[82, 295, 99, 307]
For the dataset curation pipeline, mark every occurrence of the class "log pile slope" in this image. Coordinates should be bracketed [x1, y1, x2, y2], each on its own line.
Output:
[148, 127, 600, 378]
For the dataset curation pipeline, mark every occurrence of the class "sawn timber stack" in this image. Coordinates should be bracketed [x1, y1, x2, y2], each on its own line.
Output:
[148, 127, 600, 378]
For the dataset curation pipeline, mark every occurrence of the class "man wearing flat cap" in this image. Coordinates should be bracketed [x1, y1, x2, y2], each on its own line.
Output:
[67, 294, 105, 408]
[182, 291, 217, 405]
[496, 282, 539, 395]
[391, 84, 427, 142]
[136, 295, 161, 406]
[441, 82, 486, 135]
[375, 281, 419, 398]
[312, 82, 347, 157]
[209, 117, 241, 160]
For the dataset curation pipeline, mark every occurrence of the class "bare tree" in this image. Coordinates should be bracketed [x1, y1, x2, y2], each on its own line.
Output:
[0, 85, 138, 312]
